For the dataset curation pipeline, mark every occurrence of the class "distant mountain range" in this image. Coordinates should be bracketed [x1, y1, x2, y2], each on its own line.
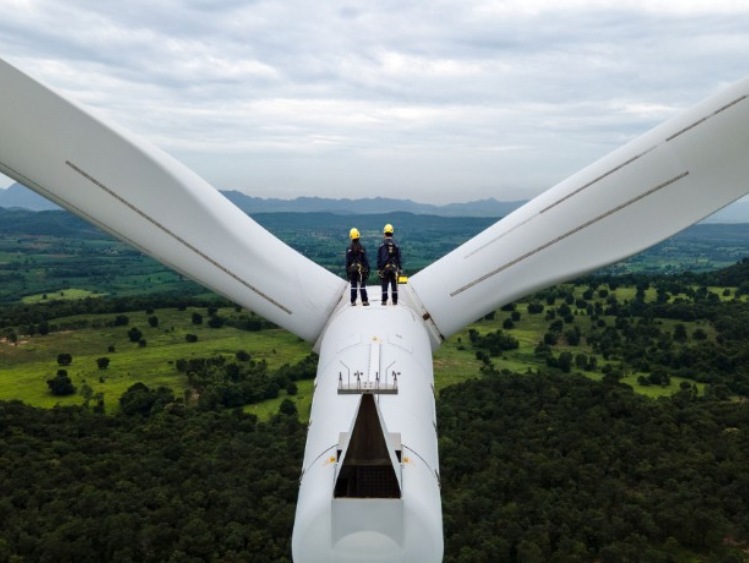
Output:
[0, 183, 63, 211]
[221, 190, 526, 217]
[2, 181, 749, 222]
[0, 182, 522, 217]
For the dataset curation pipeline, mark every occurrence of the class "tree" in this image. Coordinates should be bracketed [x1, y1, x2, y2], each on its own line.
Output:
[47, 372, 76, 395]
[557, 351, 573, 373]
[57, 353, 73, 366]
[527, 302, 544, 314]
[96, 357, 110, 370]
[516, 539, 545, 563]
[6, 330, 18, 346]
[565, 327, 581, 346]
[673, 323, 688, 342]
[80, 381, 94, 406]
[279, 398, 297, 416]
[119, 382, 174, 416]
[127, 327, 143, 342]
[207, 315, 225, 329]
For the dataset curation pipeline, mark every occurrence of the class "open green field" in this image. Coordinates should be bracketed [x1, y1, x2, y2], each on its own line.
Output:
[21, 288, 107, 303]
[0, 305, 312, 413]
[1, 281, 722, 419]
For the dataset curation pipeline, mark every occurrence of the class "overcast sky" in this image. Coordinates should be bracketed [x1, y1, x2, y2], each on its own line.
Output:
[2, 0, 749, 204]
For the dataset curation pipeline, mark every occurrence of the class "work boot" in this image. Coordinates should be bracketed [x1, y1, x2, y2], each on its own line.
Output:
[363, 301, 370, 306]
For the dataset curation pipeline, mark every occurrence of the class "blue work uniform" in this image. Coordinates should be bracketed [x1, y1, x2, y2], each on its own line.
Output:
[346, 242, 370, 305]
[377, 236, 402, 305]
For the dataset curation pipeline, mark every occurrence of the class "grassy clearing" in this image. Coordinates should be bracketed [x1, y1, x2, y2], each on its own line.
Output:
[244, 379, 315, 422]
[21, 288, 107, 303]
[431, 288, 715, 403]
[0, 306, 312, 413]
[0, 284, 723, 419]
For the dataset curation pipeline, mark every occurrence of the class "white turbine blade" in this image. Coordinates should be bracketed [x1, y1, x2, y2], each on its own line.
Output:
[409, 75, 749, 341]
[0, 58, 345, 342]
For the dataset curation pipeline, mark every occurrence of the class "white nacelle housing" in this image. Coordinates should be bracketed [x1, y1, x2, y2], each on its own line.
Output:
[293, 292, 443, 562]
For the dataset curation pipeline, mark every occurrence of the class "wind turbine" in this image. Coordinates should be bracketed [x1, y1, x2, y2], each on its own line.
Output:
[2, 57, 749, 562]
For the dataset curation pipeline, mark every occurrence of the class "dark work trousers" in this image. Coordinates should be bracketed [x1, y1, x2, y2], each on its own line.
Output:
[350, 272, 369, 304]
[381, 273, 397, 304]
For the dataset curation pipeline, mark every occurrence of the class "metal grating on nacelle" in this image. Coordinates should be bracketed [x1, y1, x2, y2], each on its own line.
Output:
[334, 394, 401, 499]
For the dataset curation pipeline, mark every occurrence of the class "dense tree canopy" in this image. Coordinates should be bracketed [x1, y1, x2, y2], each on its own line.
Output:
[438, 371, 749, 562]
[0, 400, 304, 562]
[1, 369, 748, 561]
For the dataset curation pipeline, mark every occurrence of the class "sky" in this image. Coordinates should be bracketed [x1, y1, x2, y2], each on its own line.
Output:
[1, 1, 749, 205]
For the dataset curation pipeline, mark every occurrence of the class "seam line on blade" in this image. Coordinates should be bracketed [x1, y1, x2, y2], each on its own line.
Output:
[666, 95, 747, 142]
[65, 160, 292, 315]
[450, 171, 690, 297]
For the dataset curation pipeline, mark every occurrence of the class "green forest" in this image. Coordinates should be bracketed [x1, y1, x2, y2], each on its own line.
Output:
[1, 210, 749, 561]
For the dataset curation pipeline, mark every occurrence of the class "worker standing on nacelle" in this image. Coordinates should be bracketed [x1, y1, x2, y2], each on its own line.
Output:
[377, 223, 402, 306]
[346, 228, 370, 306]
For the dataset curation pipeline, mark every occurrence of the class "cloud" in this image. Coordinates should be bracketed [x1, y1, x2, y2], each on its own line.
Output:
[1, 1, 749, 203]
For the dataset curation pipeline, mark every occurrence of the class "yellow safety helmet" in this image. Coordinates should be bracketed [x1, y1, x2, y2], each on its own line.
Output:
[383, 223, 394, 235]
[349, 227, 360, 240]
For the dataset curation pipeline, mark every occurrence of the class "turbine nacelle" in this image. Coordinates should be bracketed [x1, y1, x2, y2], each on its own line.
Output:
[294, 296, 442, 561]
